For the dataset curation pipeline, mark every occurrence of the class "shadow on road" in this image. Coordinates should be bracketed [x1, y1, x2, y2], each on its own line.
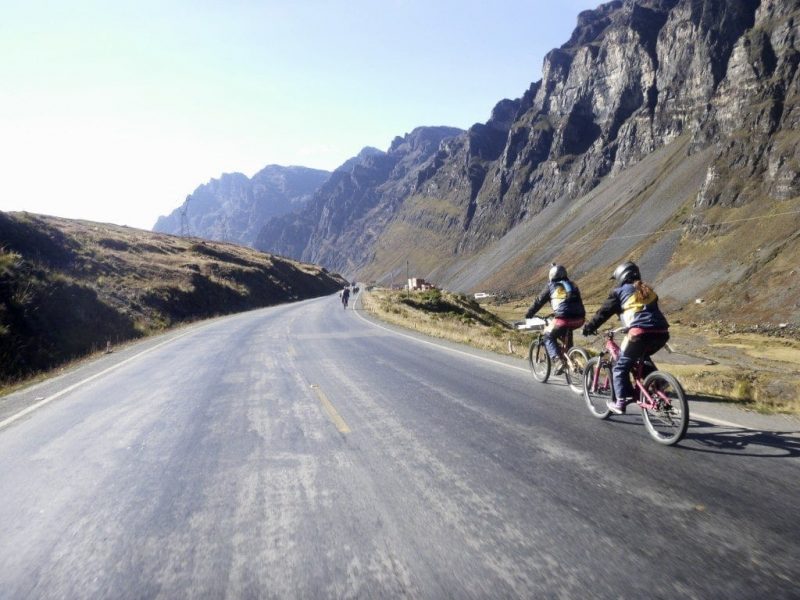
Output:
[682, 419, 800, 458]
[600, 401, 800, 458]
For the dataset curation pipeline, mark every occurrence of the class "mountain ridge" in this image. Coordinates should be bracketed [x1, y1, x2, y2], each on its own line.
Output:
[265, 0, 800, 323]
[254, 126, 465, 272]
[157, 0, 800, 323]
[153, 164, 330, 247]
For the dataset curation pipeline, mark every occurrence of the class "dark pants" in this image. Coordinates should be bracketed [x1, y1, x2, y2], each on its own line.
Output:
[613, 331, 670, 399]
[544, 317, 585, 359]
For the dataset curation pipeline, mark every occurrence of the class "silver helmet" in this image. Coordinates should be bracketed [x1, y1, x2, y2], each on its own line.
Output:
[549, 263, 568, 281]
[611, 261, 641, 284]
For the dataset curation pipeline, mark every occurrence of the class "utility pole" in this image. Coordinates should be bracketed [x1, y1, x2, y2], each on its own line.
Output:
[406, 259, 410, 299]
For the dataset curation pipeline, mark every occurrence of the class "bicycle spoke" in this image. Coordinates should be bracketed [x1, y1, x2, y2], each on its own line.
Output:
[583, 357, 612, 419]
[640, 371, 688, 445]
[528, 339, 550, 383]
[566, 347, 589, 395]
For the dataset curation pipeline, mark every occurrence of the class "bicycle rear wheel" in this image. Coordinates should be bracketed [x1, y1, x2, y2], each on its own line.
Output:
[583, 357, 613, 419]
[565, 347, 589, 395]
[528, 339, 550, 382]
[641, 371, 689, 446]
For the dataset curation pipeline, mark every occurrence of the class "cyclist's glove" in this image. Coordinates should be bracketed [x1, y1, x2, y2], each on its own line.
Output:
[582, 326, 596, 337]
[524, 308, 536, 319]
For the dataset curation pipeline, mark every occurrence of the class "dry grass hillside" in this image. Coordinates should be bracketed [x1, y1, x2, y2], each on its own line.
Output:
[0, 211, 346, 386]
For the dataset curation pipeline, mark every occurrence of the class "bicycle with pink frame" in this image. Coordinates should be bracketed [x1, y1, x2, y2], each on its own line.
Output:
[583, 327, 689, 446]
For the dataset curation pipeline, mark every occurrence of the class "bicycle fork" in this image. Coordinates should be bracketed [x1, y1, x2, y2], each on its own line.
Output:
[590, 356, 611, 394]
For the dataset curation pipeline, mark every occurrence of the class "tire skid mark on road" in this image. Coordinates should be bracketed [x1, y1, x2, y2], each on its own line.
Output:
[316, 358, 576, 597]
[218, 334, 330, 597]
[296, 359, 458, 596]
[249, 323, 419, 597]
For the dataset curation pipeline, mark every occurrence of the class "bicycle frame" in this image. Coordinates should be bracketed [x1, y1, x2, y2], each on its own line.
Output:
[533, 317, 575, 362]
[526, 316, 590, 395]
[584, 327, 688, 445]
[593, 330, 667, 410]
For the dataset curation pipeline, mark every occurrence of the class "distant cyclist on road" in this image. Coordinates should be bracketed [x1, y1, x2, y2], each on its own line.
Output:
[582, 261, 670, 414]
[524, 264, 586, 375]
[341, 287, 350, 309]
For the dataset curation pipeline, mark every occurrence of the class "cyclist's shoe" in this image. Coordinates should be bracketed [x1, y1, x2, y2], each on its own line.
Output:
[553, 358, 566, 376]
[607, 397, 631, 415]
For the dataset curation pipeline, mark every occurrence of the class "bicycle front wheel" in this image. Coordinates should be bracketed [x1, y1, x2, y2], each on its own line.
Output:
[528, 339, 550, 382]
[641, 371, 689, 446]
[565, 347, 589, 394]
[583, 357, 613, 419]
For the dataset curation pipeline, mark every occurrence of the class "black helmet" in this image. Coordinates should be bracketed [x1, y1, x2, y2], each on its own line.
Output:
[611, 261, 640, 284]
[549, 263, 568, 281]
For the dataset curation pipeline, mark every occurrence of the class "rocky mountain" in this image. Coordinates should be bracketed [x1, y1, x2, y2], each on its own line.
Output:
[254, 127, 464, 272]
[153, 165, 330, 247]
[0, 211, 346, 384]
[254, 0, 800, 323]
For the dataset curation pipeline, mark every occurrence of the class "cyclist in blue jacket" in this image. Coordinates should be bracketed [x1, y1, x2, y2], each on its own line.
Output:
[583, 261, 670, 414]
[525, 264, 586, 375]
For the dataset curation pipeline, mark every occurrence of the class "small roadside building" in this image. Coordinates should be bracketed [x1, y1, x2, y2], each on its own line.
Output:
[407, 278, 436, 291]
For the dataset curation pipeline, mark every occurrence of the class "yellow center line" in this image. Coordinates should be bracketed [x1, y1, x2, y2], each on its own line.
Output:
[309, 384, 351, 434]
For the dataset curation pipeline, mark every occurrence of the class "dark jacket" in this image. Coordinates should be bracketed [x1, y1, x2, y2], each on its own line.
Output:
[586, 282, 669, 332]
[526, 279, 586, 319]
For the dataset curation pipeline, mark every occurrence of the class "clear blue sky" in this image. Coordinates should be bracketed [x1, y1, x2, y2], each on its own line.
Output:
[0, 0, 599, 229]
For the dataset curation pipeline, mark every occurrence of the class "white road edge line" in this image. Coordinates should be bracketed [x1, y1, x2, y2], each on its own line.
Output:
[0, 330, 193, 431]
[352, 296, 756, 431]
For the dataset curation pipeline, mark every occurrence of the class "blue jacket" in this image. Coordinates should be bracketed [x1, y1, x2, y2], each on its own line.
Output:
[586, 282, 669, 332]
[526, 279, 586, 319]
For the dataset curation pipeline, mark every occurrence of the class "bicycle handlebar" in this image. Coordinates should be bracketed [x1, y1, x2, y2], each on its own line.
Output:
[515, 314, 552, 331]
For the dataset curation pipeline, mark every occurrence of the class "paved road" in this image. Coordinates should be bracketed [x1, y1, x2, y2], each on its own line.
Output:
[1, 294, 798, 599]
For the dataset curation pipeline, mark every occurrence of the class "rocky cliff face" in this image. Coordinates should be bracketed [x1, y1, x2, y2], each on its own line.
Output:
[252, 147, 386, 261]
[414, 0, 775, 255]
[254, 127, 464, 272]
[695, 0, 800, 206]
[252, 0, 800, 321]
[153, 165, 330, 247]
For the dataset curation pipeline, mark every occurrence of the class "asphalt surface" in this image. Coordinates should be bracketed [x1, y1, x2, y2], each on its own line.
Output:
[1, 294, 798, 599]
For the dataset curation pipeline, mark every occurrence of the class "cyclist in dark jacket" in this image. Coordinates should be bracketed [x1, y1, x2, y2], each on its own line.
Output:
[583, 261, 669, 414]
[525, 264, 586, 375]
